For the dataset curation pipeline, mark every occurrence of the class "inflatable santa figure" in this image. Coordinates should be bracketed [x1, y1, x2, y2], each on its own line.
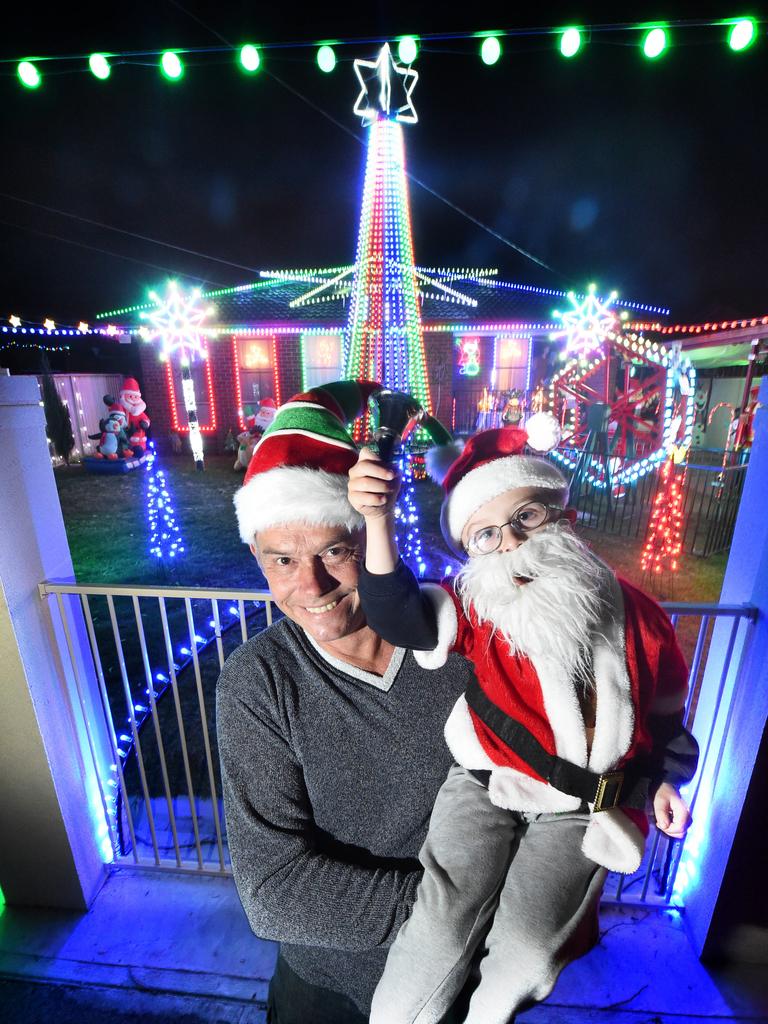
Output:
[253, 396, 277, 434]
[105, 378, 151, 457]
[234, 398, 279, 471]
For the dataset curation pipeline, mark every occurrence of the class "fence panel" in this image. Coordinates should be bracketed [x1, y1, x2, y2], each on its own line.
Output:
[553, 447, 748, 557]
[42, 582, 276, 874]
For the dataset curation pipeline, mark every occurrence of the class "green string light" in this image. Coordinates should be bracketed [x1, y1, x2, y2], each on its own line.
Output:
[88, 53, 111, 80]
[17, 60, 41, 88]
[726, 18, 757, 51]
[239, 44, 261, 73]
[160, 51, 183, 80]
[641, 25, 669, 60]
[397, 35, 419, 64]
[317, 44, 336, 72]
[480, 36, 502, 65]
[559, 27, 583, 58]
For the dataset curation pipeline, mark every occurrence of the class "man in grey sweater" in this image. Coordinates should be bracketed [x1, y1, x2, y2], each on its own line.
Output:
[217, 381, 474, 1023]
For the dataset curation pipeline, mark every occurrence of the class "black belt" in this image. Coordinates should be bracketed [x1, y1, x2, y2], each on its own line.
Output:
[464, 676, 649, 812]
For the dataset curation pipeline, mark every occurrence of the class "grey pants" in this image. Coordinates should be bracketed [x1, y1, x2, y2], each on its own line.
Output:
[370, 764, 607, 1024]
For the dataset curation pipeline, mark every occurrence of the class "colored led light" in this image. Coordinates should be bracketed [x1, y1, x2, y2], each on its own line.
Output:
[642, 27, 668, 60]
[727, 18, 756, 51]
[397, 35, 418, 64]
[239, 44, 261, 72]
[317, 44, 336, 72]
[480, 35, 502, 65]
[559, 27, 582, 58]
[89, 53, 111, 80]
[552, 284, 618, 357]
[18, 61, 41, 88]
[161, 51, 183, 80]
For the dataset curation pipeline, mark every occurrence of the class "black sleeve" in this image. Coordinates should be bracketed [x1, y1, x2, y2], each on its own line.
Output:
[648, 711, 700, 790]
[358, 559, 438, 650]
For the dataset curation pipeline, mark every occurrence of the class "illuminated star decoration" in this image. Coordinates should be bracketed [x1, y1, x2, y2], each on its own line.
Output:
[140, 281, 213, 363]
[552, 284, 618, 358]
[353, 43, 418, 125]
[43, 318, 55, 331]
[77, 321, 89, 334]
[9, 315, 21, 327]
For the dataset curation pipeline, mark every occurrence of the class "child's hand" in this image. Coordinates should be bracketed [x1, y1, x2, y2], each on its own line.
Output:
[348, 448, 401, 519]
[652, 782, 692, 838]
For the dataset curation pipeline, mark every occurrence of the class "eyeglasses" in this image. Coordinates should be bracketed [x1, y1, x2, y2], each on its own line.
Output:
[465, 502, 564, 556]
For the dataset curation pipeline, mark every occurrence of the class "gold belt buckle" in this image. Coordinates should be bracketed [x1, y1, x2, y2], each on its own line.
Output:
[593, 771, 624, 812]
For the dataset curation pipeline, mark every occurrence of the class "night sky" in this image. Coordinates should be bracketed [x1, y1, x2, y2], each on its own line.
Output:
[2, 3, 767, 326]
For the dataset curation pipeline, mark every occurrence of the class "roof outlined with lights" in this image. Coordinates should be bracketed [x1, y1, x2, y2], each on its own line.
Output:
[96, 267, 669, 334]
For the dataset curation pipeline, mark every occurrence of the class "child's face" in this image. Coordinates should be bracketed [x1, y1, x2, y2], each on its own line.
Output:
[462, 486, 565, 556]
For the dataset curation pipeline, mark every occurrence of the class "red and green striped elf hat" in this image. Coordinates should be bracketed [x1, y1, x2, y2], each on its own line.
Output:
[234, 379, 382, 543]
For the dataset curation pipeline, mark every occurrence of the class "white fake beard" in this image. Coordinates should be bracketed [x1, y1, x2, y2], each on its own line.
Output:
[455, 523, 611, 680]
[122, 395, 146, 417]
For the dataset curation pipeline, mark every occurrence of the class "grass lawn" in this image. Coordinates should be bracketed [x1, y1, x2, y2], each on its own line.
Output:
[55, 453, 266, 590]
[54, 452, 727, 602]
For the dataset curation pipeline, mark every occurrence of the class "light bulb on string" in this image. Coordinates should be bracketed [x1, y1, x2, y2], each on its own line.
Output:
[726, 18, 757, 51]
[18, 61, 41, 88]
[239, 44, 261, 72]
[160, 51, 184, 80]
[641, 26, 668, 60]
[559, 27, 583, 58]
[480, 35, 502, 65]
[89, 53, 111, 80]
[317, 44, 336, 72]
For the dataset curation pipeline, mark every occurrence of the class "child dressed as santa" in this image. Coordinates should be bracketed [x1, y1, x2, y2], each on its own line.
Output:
[348, 417, 698, 1024]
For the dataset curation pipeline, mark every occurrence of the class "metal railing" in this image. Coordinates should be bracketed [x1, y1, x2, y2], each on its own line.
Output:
[40, 581, 756, 907]
[40, 581, 279, 876]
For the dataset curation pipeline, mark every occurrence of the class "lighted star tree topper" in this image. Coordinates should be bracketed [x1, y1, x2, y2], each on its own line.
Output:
[551, 283, 618, 357]
[345, 44, 432, 439]
[352, 41, 418, 126]
[140, 282, 214, 470]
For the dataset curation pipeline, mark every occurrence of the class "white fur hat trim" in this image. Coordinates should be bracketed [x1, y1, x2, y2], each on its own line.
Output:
[234, 466, 363, 543]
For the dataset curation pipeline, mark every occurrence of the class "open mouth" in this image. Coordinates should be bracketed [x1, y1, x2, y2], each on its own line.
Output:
[512, 575, 533, 586]
[305, 599, 340, 615]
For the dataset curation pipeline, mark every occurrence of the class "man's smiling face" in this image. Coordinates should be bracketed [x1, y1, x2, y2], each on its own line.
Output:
[252, 524, 366, 645]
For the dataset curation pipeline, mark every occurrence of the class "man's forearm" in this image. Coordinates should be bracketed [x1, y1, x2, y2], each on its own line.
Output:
[231, 842, 420, 951]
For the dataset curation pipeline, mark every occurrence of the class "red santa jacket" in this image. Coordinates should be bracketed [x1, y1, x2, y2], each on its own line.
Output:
[417, 574, 690, 874]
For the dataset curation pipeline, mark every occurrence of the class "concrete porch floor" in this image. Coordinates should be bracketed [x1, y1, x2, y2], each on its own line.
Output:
[1, 869, 767, 1024]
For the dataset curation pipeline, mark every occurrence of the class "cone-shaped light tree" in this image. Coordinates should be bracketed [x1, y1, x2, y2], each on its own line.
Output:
[344, 44, 432, 438]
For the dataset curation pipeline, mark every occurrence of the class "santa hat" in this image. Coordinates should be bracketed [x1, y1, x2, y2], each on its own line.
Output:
[234, 379, 381, 543]
[428, 412, 569, 554]
[107, 403, 127, 421]
[121, 378, 141, 392]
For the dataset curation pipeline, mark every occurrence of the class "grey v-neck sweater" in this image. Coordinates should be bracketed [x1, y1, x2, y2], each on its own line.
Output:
[216, 616, 474, 1013]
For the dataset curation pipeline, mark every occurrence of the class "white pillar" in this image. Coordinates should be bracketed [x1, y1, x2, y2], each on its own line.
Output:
[0, 374, 106, 909]
[681, 377, 768, 955]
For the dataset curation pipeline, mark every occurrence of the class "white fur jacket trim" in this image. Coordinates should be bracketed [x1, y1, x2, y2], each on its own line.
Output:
[413, 584, 457, 669]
